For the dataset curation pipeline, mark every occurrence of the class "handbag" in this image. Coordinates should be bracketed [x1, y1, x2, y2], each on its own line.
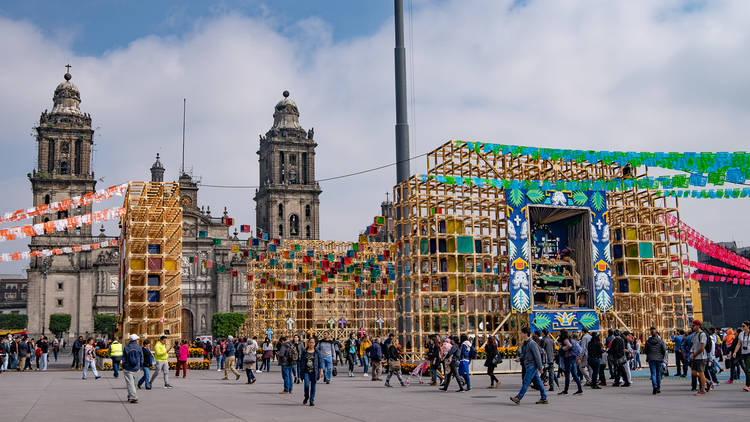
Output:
[332, 366, 338, 376]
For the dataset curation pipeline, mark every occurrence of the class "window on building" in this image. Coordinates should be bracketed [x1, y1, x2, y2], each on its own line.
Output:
[290, 214, 299, 236]
[278, 224, 284, 237]
[302, 152, 308, 184]
[61, 142, 69, 154]
[56, 298, 63, 307]
[289, 171, 297, 184]
[57, 282, 63, 291]
[279, 152, 286, 183]
[47, 139, 55, 173]
[305, 204, 311, 219]
[306, 225, 311, 239]
[278, 203, 284, 219]
[74, 139, 82, 175]
[44, 194, 51, 205]
[60, 161, 69, 175]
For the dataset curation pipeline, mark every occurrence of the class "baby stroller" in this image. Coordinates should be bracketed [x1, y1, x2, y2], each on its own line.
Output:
[406, 360, 431, 385]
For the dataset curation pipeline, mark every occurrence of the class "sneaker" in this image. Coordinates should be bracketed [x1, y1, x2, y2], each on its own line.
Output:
[236, 374, 241, 380]
[309, 402, 314, 407]
[95, 376, 101, 380]
[385, 382, 392, 387]
[536, 399, 549, 404]
[696, 391, 706, 396]
[128, 399, 138, 404]
[164, 385, 173, 389]
[303, 398, 308, 405]
[510, 396, 521, 405]
[558, 390, 568, 395]
[364, 373, 369, 377]
[743, 386, 750, 392]
[726, 379, 733, 384]
[573, 390, 583, 395]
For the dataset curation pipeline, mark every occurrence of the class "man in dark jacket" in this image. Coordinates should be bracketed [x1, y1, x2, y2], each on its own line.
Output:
[277, 337, 297, 394]
[511, 327, 548, 404]
[541, 329, 557, 391]
[122, 334, 142, 403]
[71, 336, 83, 369]
[609, 330, 629, 387]
[644, 327, 667, 394]
[17, 336, 30, 372]
[368, 337, 383, 381]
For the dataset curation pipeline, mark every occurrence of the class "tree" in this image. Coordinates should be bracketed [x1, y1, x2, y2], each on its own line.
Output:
[211, 312, 245, 338]
[94, 314, 117, 338]
[0, 313, 28, 329]
[49, 313, 71, 337]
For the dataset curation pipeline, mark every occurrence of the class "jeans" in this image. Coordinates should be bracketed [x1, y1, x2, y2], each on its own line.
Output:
[361, 354, 370, 374]
[151, 361, 170, 386]
[112, 357, 121, 377]
[297, 360, 305, 380]
[431, 362, 444, 383]
[563, 356, 582, 392]
[544, 362, 557, 390]
[53, 348, 58, 361]
[321, 355, 333, 382]
[41, 353, 48, 371]
[675, 351, 685, 376]
[138, 366, 151, 389]
[303, 371, 317, 403]
[9, 354, 18, 369]
[588, 357, 601, 387]
[124, 370, 138, 401]
[517, 363, 547, 400]
[82, 360, 99, 378]
[648, 360, 662, 390]
[246, 368, 256, 383]
[236, 355, 243, 370]
[459, 360, 471, 390]
[217, 354, 225, 370]
[72, 350, 81, 368]
[1, 354, 7, 371]
[260, 358, 271, 371]
[282, 365, 294, 392]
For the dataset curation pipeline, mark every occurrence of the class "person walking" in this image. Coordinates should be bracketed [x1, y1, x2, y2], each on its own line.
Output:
[71, 336, 83, 370]
[368, 337, 383, 381]
[689, 320, 711, 395]
[235, 337, 245, 371]
[213, 339, 224, 371]
[109, 338, 123, 378]
[277, 336, 298, 394]
[485, 336, 501, 388]
[243, 339, 257, 384]
[731, 320, 750, 392]
[587, 332, 603, 389]
[558, 330, 583, 395]
[176, 339, 189, 378]
[122, 334, 142, 404]
[541, 329, 557, 391]
[150, 336, 172, 389]
[52, 338, 59, 362]
[609, 330, 630, 387]
[81, 338, 101, 380]
[579, 329, 592, 385]
[317, 333, 336, 384]
[17, 336, 30, 372]
[672, 330, 686, 377]
[384, 336, 405, 387]
[439, 336, 466, 392]
[300, 338, 323, 406]
[137, 339, 153, 390]
[223, 335, 241, 381]
[38, 337, 49, 371]
[426, 336, 443, 386]
[458, 334, 473, 391]
[292, 335, 304, 383]
[260, 338, 274, 372]
[644, 327, 667, 394]
[359, 334, 372, 377]
[344, 332, 360, 377]
[510, 327, 548, 405]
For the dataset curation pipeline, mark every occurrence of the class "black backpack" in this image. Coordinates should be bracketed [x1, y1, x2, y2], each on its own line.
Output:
[702, 330, 713, 357]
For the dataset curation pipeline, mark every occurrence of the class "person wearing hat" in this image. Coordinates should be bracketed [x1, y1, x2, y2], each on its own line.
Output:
[689, 320, 711, 396]
[123, 334, 143, 403]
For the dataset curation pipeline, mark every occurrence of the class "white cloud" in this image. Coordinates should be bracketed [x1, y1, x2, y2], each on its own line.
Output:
[2, 0, 750, 274]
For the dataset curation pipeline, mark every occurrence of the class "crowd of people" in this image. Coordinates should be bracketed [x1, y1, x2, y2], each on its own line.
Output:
[2, 318, 748, 408]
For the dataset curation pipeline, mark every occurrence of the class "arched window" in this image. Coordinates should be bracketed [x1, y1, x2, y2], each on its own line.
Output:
[305, 225, 311, 239]
[278, 203, 283, 219]
[44, 194, 51, 205]
[278, 224, 284, 237]
[305, 204, 311, 219]
[290, 214, 299, 237]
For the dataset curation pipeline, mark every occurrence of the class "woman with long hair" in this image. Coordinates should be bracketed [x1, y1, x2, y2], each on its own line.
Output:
[300, 338, 323, 406]
[485, 336, 501, 388]
[176, 339, 189, 378]
[558, 330, 583, 395]
[260, 338, 274, 372]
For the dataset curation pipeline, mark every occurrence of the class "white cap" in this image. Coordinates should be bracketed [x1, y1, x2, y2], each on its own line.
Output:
[227, 335, 234, 340]
[129, 334, 140, 341]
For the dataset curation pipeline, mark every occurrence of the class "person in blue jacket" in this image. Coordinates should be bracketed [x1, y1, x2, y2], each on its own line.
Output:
[122, 334, 143, 404]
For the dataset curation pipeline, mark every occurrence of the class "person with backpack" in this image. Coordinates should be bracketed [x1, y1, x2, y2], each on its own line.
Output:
[277, 336, 298, 394]
[731, 320, 750, 392]
[122, 334, 142, 404]
[587, 332, 604, 389]
[645, 327, 667, 394]
[689, 320, 712, 395]
[316, 333, 336, 383]
[558, 330, 583, 395]
[243, 339, 257, 384]
[439, 336, 466, 392]
[367, 337, 383, 381]
[213, 340, 223, 371]
[222, 335, 241, 381]
[458, 334, 475, 391]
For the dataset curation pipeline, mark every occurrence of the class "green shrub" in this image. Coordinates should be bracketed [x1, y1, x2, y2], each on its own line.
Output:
[211, 312, 245, 338]
[49, 313, 71, 337]
[0, 313, 28, 329]
[94, 314, 117, 338]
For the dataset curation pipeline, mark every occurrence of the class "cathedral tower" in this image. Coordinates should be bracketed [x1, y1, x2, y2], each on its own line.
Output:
[254, 91, 321, 239]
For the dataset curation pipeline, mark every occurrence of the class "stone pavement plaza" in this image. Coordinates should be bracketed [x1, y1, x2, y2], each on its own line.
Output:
[2, 362, 748, 422]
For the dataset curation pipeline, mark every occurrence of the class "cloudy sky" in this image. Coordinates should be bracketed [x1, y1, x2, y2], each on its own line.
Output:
[1, 0, 749, 274]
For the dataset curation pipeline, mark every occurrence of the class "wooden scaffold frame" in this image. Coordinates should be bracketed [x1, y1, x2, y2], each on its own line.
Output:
[394, 140, 694, 359]
[245, 240, 397, 341]
[120, 181, 183, 346]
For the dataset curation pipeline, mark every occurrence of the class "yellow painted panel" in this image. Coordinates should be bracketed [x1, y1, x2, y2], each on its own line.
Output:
[625, 228, 637, 240]
[629, 280, 641, 293]
[164, 260, 177, 271]
[131, 259, 145, 271]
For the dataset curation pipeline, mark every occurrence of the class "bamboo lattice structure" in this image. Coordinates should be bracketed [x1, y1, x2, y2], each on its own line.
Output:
[245, 240, 397, 340]
[394, 140, 694, 359]
[120, 181, 182, 345]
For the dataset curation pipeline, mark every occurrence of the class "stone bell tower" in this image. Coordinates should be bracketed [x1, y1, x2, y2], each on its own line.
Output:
[254, 91, 321, 239]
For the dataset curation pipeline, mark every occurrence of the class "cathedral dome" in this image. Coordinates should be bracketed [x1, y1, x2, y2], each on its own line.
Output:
[272, 90, 302, 129]
[51, 69, 83, 115]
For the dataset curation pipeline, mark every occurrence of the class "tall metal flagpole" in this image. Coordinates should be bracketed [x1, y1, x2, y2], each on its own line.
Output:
[394, 0, 410, 183]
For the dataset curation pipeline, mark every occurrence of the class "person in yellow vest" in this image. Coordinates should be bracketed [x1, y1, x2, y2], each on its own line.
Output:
[150, 335, 173, 389]
[109, 339, 123, 378]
